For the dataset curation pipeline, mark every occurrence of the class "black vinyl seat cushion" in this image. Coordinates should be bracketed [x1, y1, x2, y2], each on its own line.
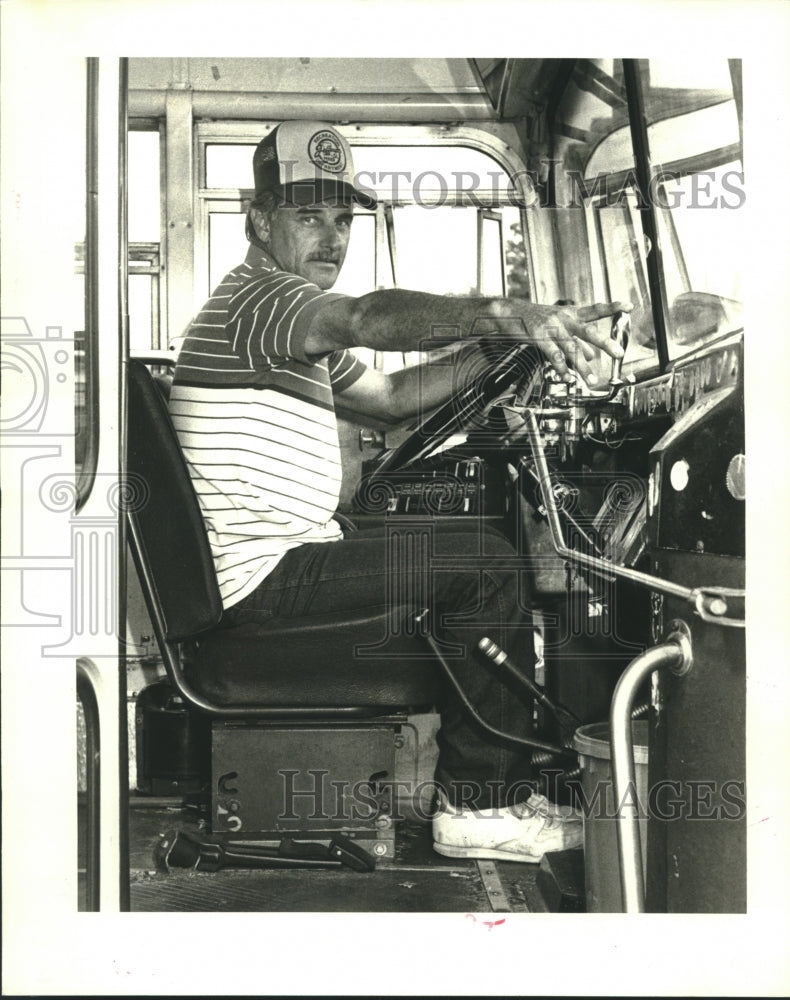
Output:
[188, 605, 443, 710]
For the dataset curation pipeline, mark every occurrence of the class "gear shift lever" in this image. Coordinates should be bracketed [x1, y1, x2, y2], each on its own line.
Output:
[609, 310, 630, 387]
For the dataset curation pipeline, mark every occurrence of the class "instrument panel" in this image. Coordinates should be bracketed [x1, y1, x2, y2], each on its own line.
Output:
[626, 336, 741, 422]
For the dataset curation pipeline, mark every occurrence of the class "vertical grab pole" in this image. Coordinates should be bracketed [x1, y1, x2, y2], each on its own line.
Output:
[609, 624, 692, 913]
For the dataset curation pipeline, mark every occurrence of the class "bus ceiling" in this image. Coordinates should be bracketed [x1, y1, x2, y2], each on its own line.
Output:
[126, 57, 563, 126]
[126, 57, 742, 175]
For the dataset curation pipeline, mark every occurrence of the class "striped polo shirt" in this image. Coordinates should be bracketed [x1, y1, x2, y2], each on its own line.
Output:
[170, 245, 366, 610]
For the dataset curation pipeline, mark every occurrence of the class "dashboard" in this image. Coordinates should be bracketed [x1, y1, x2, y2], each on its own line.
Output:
[352, 331, 745, 574]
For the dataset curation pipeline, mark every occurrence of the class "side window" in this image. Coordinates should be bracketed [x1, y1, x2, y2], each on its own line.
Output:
[390, 206, 479, 295]
[201, 143, 253, 298]
[654, 161, 744, 356]
[128, 129, 163, 350]
[558, 58, 743, 373]
[592, 196, 656, 371]
[207, 207, 247, 293]
[479, 210, 505, 298]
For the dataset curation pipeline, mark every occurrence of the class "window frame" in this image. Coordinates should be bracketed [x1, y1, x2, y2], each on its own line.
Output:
[128, 243, 162, 349]
[477, 209, 506, 297]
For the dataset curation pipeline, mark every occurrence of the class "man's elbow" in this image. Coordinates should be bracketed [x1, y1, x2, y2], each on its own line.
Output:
[344, 294, 376, 351]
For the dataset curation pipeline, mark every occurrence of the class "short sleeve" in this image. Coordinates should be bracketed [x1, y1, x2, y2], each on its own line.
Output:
[328, 350, 368, 393]
[226, 270, 347, 368]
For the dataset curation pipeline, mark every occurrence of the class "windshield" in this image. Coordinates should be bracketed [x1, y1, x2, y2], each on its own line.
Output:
[556, 58, 743, 375]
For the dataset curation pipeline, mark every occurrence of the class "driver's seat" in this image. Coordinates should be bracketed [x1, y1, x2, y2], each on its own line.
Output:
[126, 359, 443, 859]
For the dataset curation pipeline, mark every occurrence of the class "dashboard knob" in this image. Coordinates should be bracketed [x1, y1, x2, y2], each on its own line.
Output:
[359, 428, 386, 450]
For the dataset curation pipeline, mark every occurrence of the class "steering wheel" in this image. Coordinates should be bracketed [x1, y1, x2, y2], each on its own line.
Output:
[370, 342, 543, 475]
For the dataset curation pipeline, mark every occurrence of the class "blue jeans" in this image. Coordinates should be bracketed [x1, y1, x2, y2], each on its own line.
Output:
[223, 520, 537, 809]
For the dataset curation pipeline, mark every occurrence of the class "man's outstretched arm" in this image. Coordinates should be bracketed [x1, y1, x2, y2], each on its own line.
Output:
[319, 289, 630, 424]
[306, 289, 630, 386]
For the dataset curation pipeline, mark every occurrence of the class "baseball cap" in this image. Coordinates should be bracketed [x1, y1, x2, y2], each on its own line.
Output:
[253, 121, 377, 209]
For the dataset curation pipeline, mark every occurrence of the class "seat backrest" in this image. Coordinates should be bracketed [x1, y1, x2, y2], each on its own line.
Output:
[127, 359, 223, 642]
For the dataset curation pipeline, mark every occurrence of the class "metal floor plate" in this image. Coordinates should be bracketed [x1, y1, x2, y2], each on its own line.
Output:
[103, 804, 549, 913]
[130, 865, 494, 912]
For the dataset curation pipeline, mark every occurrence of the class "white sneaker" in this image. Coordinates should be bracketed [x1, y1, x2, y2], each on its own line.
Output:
[433, 793, 583, 864]
[524, 792, 582, 822]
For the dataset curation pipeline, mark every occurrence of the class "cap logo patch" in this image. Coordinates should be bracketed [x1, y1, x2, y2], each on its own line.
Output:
[308, 130, 346, 174]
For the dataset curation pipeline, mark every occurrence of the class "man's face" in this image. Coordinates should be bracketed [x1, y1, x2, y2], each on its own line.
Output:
[255, 203, 353, 289]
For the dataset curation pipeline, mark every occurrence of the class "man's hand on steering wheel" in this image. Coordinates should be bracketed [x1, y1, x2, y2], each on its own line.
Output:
[361, 298, 633, 475]
[492, 299, 633, 387]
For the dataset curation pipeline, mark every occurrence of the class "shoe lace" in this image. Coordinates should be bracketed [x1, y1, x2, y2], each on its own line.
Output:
[512, 795, 560, 827]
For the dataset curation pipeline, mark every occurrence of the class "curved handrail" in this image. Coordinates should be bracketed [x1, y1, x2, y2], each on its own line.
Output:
[609, 623, 692, 913]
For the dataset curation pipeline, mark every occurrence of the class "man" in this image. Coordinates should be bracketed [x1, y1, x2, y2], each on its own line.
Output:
[170, 120, 628, 863]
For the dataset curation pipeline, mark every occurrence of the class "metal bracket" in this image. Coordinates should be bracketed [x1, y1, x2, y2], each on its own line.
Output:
[693, 587, 745, 628]
[664, 619, 694, 676]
